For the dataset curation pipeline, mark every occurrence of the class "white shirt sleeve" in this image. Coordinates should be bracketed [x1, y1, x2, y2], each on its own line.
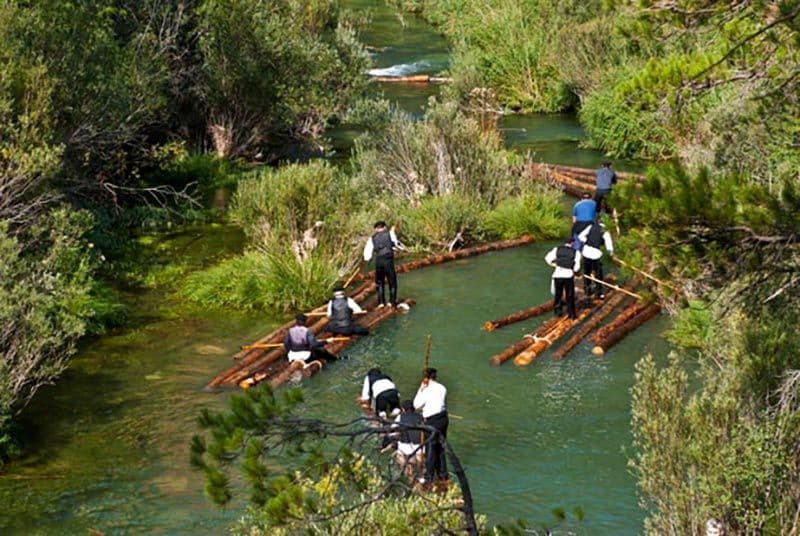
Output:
[363, 237, 373, 262]
[544, 247, 557, 267]
[577, 225, 591, 243]
[413, 386, 426, 411]
[326, 300, 333, 317]
[361, 376, 370, 401]
[347, 297, 363, 313]
[604, 232, 614, 256]
[573, 250, 582, 273]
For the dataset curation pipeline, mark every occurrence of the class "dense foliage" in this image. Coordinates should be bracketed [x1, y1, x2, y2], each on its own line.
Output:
[0, 0, 368, 460]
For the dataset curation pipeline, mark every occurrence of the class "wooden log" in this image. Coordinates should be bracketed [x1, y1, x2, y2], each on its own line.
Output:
[352, 236, 534, 283]
[488, 315, 565, 366]
[553, 171, 596, 193]
[484, 300, 554, 331]
[513, 308, 594, 367]
[588, 302, 649, 346]
[592, 303, 661, 355]
[371, 74, 452, 84]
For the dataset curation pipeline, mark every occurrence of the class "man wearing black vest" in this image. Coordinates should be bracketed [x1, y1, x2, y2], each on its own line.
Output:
[360, 368, 401, 416]
[578, 220, 614, 299]
[283, 314, 337, 364]
[363, 221, 401, 308]
[325, 286, 369, 336]
[544, 238, 583, 319]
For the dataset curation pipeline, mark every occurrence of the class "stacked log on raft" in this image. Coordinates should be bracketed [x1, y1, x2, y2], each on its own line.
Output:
[489, 315, 564, 366]
[591, 303, 661, 355]
[513, 305, 596, 367]
[523, 163, 644, 199]
[352, 235, 534, 283]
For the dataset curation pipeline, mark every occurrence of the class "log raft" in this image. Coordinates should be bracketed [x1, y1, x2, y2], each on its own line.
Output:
[238, 299, 416, 390]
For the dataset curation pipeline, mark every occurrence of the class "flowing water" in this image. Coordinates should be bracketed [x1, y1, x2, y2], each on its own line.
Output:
[0, 3, 668, 534]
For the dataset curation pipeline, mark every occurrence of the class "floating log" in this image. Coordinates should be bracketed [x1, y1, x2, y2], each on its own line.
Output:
[371, 74, 452, 84]
[352, 235, 534, 283]
[591, 303, 661, 355]
[551, 294, 629, 360]
[513, 307, 594, 367]
[489, 315, 564, 366]
[553, 171, 596, 192]
[483, 300, 553, 331]
[589, 302, 649, 346]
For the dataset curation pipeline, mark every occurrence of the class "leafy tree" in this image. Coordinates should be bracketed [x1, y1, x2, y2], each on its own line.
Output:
[190, 385, 482, 534]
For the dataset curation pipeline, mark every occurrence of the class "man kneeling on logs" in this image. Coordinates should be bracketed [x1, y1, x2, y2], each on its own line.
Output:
[325, 285, 369, 336]
[283, 314, 337, 364]
[393, 400, 424, 476]
[578, 219, 614, 299]
[360, 368, 401, 417]
[545, 238, 582, 319]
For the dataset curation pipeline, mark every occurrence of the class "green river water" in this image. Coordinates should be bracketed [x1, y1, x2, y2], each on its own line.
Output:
[0, 3, 667, 534]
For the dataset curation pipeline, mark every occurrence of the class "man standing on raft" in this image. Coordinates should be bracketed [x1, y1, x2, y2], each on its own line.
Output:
[363, 221, 403, 308]
[414, 367, 449, 485]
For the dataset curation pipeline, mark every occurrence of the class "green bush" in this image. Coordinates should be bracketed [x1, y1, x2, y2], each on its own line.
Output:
[395, 194, 488, 251]
[182, 249, 341, 313]
[482, 188, 567, 240]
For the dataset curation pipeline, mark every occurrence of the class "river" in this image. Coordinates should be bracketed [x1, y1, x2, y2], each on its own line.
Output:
[0, 3, 665, 534]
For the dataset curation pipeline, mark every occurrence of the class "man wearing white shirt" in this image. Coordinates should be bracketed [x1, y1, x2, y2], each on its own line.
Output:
[363, 221, 401, 308]
[577, 221, 614, 299]
[325, 286, 369, 336]
[544, 238, 582, 319]
[360, 368, 400, 416]
[413, 368, 448, 484]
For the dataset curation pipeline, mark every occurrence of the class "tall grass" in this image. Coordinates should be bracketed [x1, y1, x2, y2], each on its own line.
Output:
[394, 194, 488, 251]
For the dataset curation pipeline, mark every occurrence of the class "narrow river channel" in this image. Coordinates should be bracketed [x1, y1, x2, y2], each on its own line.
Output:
[0, 3, 666, 534]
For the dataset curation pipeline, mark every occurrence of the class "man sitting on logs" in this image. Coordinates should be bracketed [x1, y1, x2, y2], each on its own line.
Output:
[594, 161, 617, 212]
[571, 192, 597, 249]
[414, 367, 449, 485]
[283, 314, 337, 364]
[363, 221, 403, 308]
[324, 285, 369, 336]
[578, 219, 615, 300]
[360, 368, 401, 417]
[545, 238, 582, 319]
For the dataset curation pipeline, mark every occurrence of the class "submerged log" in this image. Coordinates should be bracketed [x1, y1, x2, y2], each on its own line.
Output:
[352, 235, 534, 283]
[589, 302, 649, 345]
[483, 300, 554, 331]
[591, 303, 661, 355]
[513, 307, 594, 367]
[488, 315, 564, 366]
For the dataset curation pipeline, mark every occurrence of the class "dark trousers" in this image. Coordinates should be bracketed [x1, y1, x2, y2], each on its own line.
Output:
[375, 256, 398, 306]
[325, 324, 369, 336]
[594, 188, 612, 213]
[375, 389, 400, 414]
[553, 277, 576, 319]
[310, 347, 338, 363]
[582, 257, 604, 297]
[424, 411, 449, 481]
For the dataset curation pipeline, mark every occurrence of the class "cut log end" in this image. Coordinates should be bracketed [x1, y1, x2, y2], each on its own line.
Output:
[592, 346, 605, 355]
[483, 322, 496, 332]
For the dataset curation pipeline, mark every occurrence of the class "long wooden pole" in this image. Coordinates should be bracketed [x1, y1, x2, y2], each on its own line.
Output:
[240, 337, 350, 350]
[583, 274, 642, 299]
[612, 257, 679, 291]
